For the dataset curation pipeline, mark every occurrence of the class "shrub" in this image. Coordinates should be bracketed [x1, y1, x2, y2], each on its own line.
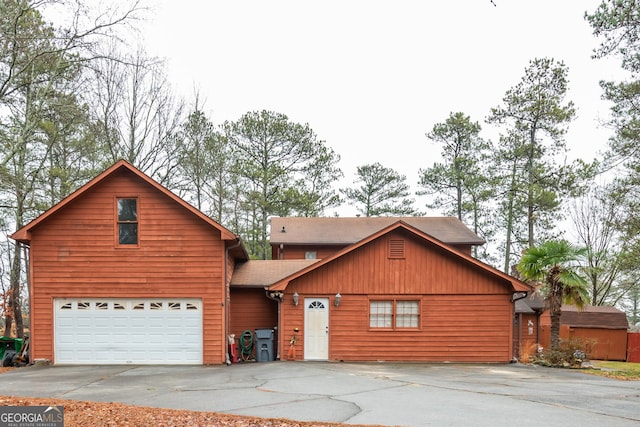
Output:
[532, 337, 595, 368]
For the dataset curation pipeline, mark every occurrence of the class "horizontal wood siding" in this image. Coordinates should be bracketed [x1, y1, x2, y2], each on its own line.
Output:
[29, 169, 226, 364]
[280, 294, 513, 362]
[273, 245, 344, 260]
[273, 243, 474, 259]
[279, 230, 516, 362]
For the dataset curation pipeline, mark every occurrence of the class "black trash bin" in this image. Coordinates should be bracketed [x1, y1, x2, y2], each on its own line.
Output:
[254, 328, 275, 362]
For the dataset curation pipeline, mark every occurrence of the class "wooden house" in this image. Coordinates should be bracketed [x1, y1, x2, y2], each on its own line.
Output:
[266, 220, 531, 362]
[12, 162, 531, 365]
[11, 160, 247, 365]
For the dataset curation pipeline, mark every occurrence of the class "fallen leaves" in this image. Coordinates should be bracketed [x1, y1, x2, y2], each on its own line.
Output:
[0, 396, 375, 427]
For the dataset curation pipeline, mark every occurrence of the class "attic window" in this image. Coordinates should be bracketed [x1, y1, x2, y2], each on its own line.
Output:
[117, 198, 138, 245]
[388, 239, 405, 259]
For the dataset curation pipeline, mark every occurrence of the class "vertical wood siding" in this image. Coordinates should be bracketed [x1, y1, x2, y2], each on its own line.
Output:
[273, 243, 473, 260]
[516, 313, 539, 362]
[229, 288, 278, 358]
[280, 230, 515, 362]
[288, 231, 510, 296]
[28, 169, 226, 364]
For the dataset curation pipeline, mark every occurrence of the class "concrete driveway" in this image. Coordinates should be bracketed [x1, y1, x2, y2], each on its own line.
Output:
[2, 362, 639, 426]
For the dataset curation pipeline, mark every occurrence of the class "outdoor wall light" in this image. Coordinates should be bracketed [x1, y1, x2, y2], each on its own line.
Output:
[293, 292, 299, 306]
[334, 293, 341, 307]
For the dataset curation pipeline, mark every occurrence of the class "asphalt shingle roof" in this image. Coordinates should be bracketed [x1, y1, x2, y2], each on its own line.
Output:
[231, 259, 318, 287]
[269, 216, 485, 245]
[561, 305, 629, 329]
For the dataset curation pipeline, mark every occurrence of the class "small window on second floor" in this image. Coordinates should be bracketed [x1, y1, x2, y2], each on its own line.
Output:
[117, 198, 138, 245]
[305, 251, 317, 259]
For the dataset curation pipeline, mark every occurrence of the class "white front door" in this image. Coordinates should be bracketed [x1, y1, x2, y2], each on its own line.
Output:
[304, 298, 329, 360]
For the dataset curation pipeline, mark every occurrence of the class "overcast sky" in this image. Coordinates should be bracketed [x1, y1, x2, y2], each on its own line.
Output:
[142, 0, 623, 216]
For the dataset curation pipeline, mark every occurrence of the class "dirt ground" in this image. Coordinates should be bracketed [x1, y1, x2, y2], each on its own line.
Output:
[0, 368, 381, 427]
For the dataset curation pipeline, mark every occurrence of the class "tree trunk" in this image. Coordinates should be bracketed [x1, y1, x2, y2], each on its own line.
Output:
[3, 241, 24, 338]
[548, 271, 563, 351]
[503, 159, 518, 273]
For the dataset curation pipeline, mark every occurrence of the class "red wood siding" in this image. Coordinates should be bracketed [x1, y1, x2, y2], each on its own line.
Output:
[540, 324, 628, 361]
[288, 231, 510, 296]
[515, 313, 539, 362]
[280, 230, 515, 362]
[539, 310, 628, 360]
[273, 243, 473, 260]
[272, 245, 344, 260]
[567, 328, 628, 361]
[229, 288, 278, 358]
[28, 169, 227, 364]
[282, 294, 512, 362]
[628, 333, 640, 363]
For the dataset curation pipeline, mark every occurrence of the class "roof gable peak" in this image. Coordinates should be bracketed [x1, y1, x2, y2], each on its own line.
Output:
[11, 160, 239, 245]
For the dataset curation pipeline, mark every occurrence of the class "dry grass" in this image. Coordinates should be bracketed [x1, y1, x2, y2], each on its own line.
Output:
[583, 360, 640, 380]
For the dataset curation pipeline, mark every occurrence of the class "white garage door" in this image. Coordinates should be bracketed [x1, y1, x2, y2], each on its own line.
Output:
[54, 298, 202, 365]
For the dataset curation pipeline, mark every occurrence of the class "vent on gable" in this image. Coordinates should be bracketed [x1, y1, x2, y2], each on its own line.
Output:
[389, 239, 405, 259]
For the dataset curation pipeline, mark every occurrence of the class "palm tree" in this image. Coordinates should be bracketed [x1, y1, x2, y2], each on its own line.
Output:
[517, 240, 590, 351]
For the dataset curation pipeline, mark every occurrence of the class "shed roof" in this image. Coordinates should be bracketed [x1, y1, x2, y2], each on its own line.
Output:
[561, 305, 629, 330]
[231, 260, 319, 288]
[269, 216, 485, 246]
[268, 220, 530, 293]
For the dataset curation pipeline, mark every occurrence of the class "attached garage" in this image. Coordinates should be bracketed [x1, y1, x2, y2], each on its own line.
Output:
[54, 299, 203, 365]
[11, 161, 246, 365]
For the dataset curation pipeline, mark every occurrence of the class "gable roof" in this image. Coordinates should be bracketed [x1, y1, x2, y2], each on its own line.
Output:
[231, 259, 319, 288]
[11, 160, 242, 249]
[268, 220, 530, 293]
[561, 305, 629, 330]
[269, 216, 485, 246]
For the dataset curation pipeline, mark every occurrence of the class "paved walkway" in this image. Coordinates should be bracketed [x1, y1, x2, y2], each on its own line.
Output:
[2, 362, 640, 426]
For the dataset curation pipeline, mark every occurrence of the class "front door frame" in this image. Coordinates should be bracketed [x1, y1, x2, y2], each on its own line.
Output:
[303, 297, 329, 360]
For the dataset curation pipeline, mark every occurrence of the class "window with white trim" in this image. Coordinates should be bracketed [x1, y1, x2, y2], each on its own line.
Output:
[369, 301, 392, 328]
[369, 300, 420, 329]
[395, 301, 419, 328]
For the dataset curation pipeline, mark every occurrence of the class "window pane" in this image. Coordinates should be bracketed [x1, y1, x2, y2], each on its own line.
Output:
[396, 301, 419, 328]
[370, 301, 392, 328]
[119, 223, 138, 244]
[118, 199, 137, 221]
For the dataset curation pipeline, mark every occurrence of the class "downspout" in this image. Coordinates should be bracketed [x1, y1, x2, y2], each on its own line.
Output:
[224, 238, 243, 365]
[265, 290, 284, 360]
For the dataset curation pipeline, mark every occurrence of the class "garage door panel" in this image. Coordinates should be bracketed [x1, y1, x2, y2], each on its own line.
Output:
[54, 299, 203, 365]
